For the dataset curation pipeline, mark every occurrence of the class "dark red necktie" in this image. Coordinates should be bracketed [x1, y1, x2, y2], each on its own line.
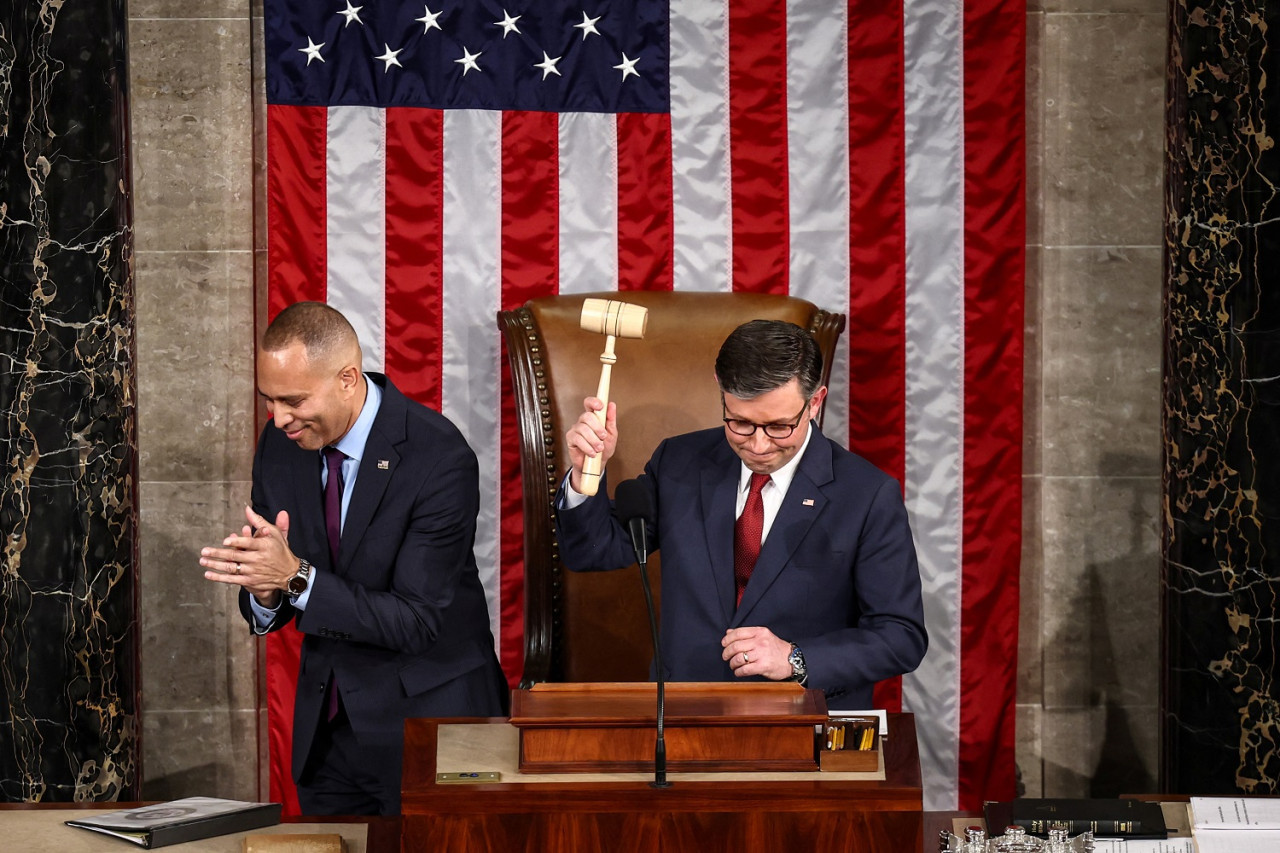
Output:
[322, 446, 345, 566]
[734, 473, 770, 606]
[322, 447, 344, 721]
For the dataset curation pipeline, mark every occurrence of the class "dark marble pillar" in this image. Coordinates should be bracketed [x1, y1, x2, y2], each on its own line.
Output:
[1163, 0, 1280, 794]
[0, 2, 139, 800]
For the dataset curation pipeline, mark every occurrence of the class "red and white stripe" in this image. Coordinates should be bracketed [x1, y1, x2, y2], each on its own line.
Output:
[265, 0, 1023, 811]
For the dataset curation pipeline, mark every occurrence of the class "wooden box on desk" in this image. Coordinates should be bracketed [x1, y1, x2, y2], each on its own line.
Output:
[819, 715, 881, 772]
[509, 682, 827, 773]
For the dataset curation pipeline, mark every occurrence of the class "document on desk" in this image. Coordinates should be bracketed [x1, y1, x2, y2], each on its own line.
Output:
[1190, 796, 1280, 828]
[1090, 839, 1195, 853]
[1188, 797, 1280, 853]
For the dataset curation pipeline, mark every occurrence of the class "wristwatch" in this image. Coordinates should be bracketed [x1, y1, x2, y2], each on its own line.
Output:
[287, 558, 313, 596]
[787, 643, 808, 685]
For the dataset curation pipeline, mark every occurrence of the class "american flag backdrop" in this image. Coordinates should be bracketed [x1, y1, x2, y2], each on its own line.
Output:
[260, 0, 1023, 812]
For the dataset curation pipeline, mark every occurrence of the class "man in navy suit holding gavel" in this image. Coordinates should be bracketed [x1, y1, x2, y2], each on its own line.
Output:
[556, 319, 927, 711]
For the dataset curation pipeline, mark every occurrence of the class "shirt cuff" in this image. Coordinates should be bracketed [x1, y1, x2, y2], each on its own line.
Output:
[248, 595, 281, 634]
[559, 471, 590, 510]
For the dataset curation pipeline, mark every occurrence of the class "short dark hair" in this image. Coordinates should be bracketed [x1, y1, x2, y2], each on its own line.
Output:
[261, 301, 359, 364]
[715, 320, 824, 400]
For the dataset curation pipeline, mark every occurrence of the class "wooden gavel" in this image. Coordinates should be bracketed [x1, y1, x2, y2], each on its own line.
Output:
[578, 298, 648, 497]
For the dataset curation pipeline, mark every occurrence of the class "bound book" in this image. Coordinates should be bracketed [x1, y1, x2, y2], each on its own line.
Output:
[65, 797, 282, 848]
[983, 798, 1168, 839]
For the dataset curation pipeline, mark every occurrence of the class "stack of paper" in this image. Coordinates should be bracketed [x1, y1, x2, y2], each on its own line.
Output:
[1190, 796, 1280, 853]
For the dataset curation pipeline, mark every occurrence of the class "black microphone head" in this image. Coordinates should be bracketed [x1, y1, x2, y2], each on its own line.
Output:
[614, 478, 655, 524]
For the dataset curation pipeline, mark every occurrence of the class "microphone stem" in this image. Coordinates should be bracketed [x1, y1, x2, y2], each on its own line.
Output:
[638, 557, 670, 788]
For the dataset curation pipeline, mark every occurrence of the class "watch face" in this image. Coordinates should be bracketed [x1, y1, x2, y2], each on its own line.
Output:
[788, 648, 805, 677]
[289, 560, 311, 595]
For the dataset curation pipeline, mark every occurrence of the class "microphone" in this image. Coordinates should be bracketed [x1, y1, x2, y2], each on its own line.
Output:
[614, 479, 670, 789]
[615, 479, 650, 565]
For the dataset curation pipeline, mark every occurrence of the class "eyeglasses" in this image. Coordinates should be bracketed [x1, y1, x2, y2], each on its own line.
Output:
[722, 398, 810, 439]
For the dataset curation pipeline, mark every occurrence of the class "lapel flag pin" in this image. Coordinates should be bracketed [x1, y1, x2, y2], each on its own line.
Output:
[802, 498, 815, 506]
[378, 460, 389, 470]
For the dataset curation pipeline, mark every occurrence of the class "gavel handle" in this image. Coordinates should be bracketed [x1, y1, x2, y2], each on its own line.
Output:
[579, 336, 617, 497]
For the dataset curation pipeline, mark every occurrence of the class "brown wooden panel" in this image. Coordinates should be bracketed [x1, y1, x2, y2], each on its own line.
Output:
[407, 810, 923, 853]
[519, 724, 817, 772]
[403, 714, 923, 853]
[404, 812, 663, 853]
[510, 681, 826, 722]
[510, 683, 825, 772]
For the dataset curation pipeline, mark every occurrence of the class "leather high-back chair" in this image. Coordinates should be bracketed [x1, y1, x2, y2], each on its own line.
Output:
[499, 292, 846, 687]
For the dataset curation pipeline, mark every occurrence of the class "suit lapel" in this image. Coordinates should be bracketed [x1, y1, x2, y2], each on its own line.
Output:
[733, 428, 835, 625]
[700, 441, 741, 625]
[335, 375, 404, 572]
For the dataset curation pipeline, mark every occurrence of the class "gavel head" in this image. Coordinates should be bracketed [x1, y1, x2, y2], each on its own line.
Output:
[580, 298, 648, 339]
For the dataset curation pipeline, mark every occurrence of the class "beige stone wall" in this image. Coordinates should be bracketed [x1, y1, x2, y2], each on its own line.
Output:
[126, 0, 1168, 801]
[1021, 0, 1165, 797]
[130, 0, 262, 800]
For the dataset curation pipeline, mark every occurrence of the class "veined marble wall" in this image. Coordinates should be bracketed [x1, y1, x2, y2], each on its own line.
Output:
[0, 1, 139, 801]
[1163, 0, 1280, 794]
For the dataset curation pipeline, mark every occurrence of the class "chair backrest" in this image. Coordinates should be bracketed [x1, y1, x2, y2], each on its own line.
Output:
[499, 291, 846, 686]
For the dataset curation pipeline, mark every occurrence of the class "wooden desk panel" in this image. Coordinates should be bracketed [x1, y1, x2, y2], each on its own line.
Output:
[510, 683, 828, 773]
[401, 714, 923, 853]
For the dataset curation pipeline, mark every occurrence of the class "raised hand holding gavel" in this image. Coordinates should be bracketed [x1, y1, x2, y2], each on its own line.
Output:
[567, 396, 618, 495]
[570, 298, 648, 497]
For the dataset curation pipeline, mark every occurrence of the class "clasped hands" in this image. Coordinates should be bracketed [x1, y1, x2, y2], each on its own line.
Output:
[200, 505, 298, 608]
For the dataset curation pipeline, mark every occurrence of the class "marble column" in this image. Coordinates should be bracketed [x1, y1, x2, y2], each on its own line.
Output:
[1163, 0, 1280, 794]
[0, 1, 140, 801]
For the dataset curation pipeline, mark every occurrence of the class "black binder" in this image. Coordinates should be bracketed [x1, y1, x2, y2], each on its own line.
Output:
[65, 797, 282, 848]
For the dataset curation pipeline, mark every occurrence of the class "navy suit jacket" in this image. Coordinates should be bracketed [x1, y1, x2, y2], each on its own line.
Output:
[240, 374, 507, 780]
[555, 426, 927, 710]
